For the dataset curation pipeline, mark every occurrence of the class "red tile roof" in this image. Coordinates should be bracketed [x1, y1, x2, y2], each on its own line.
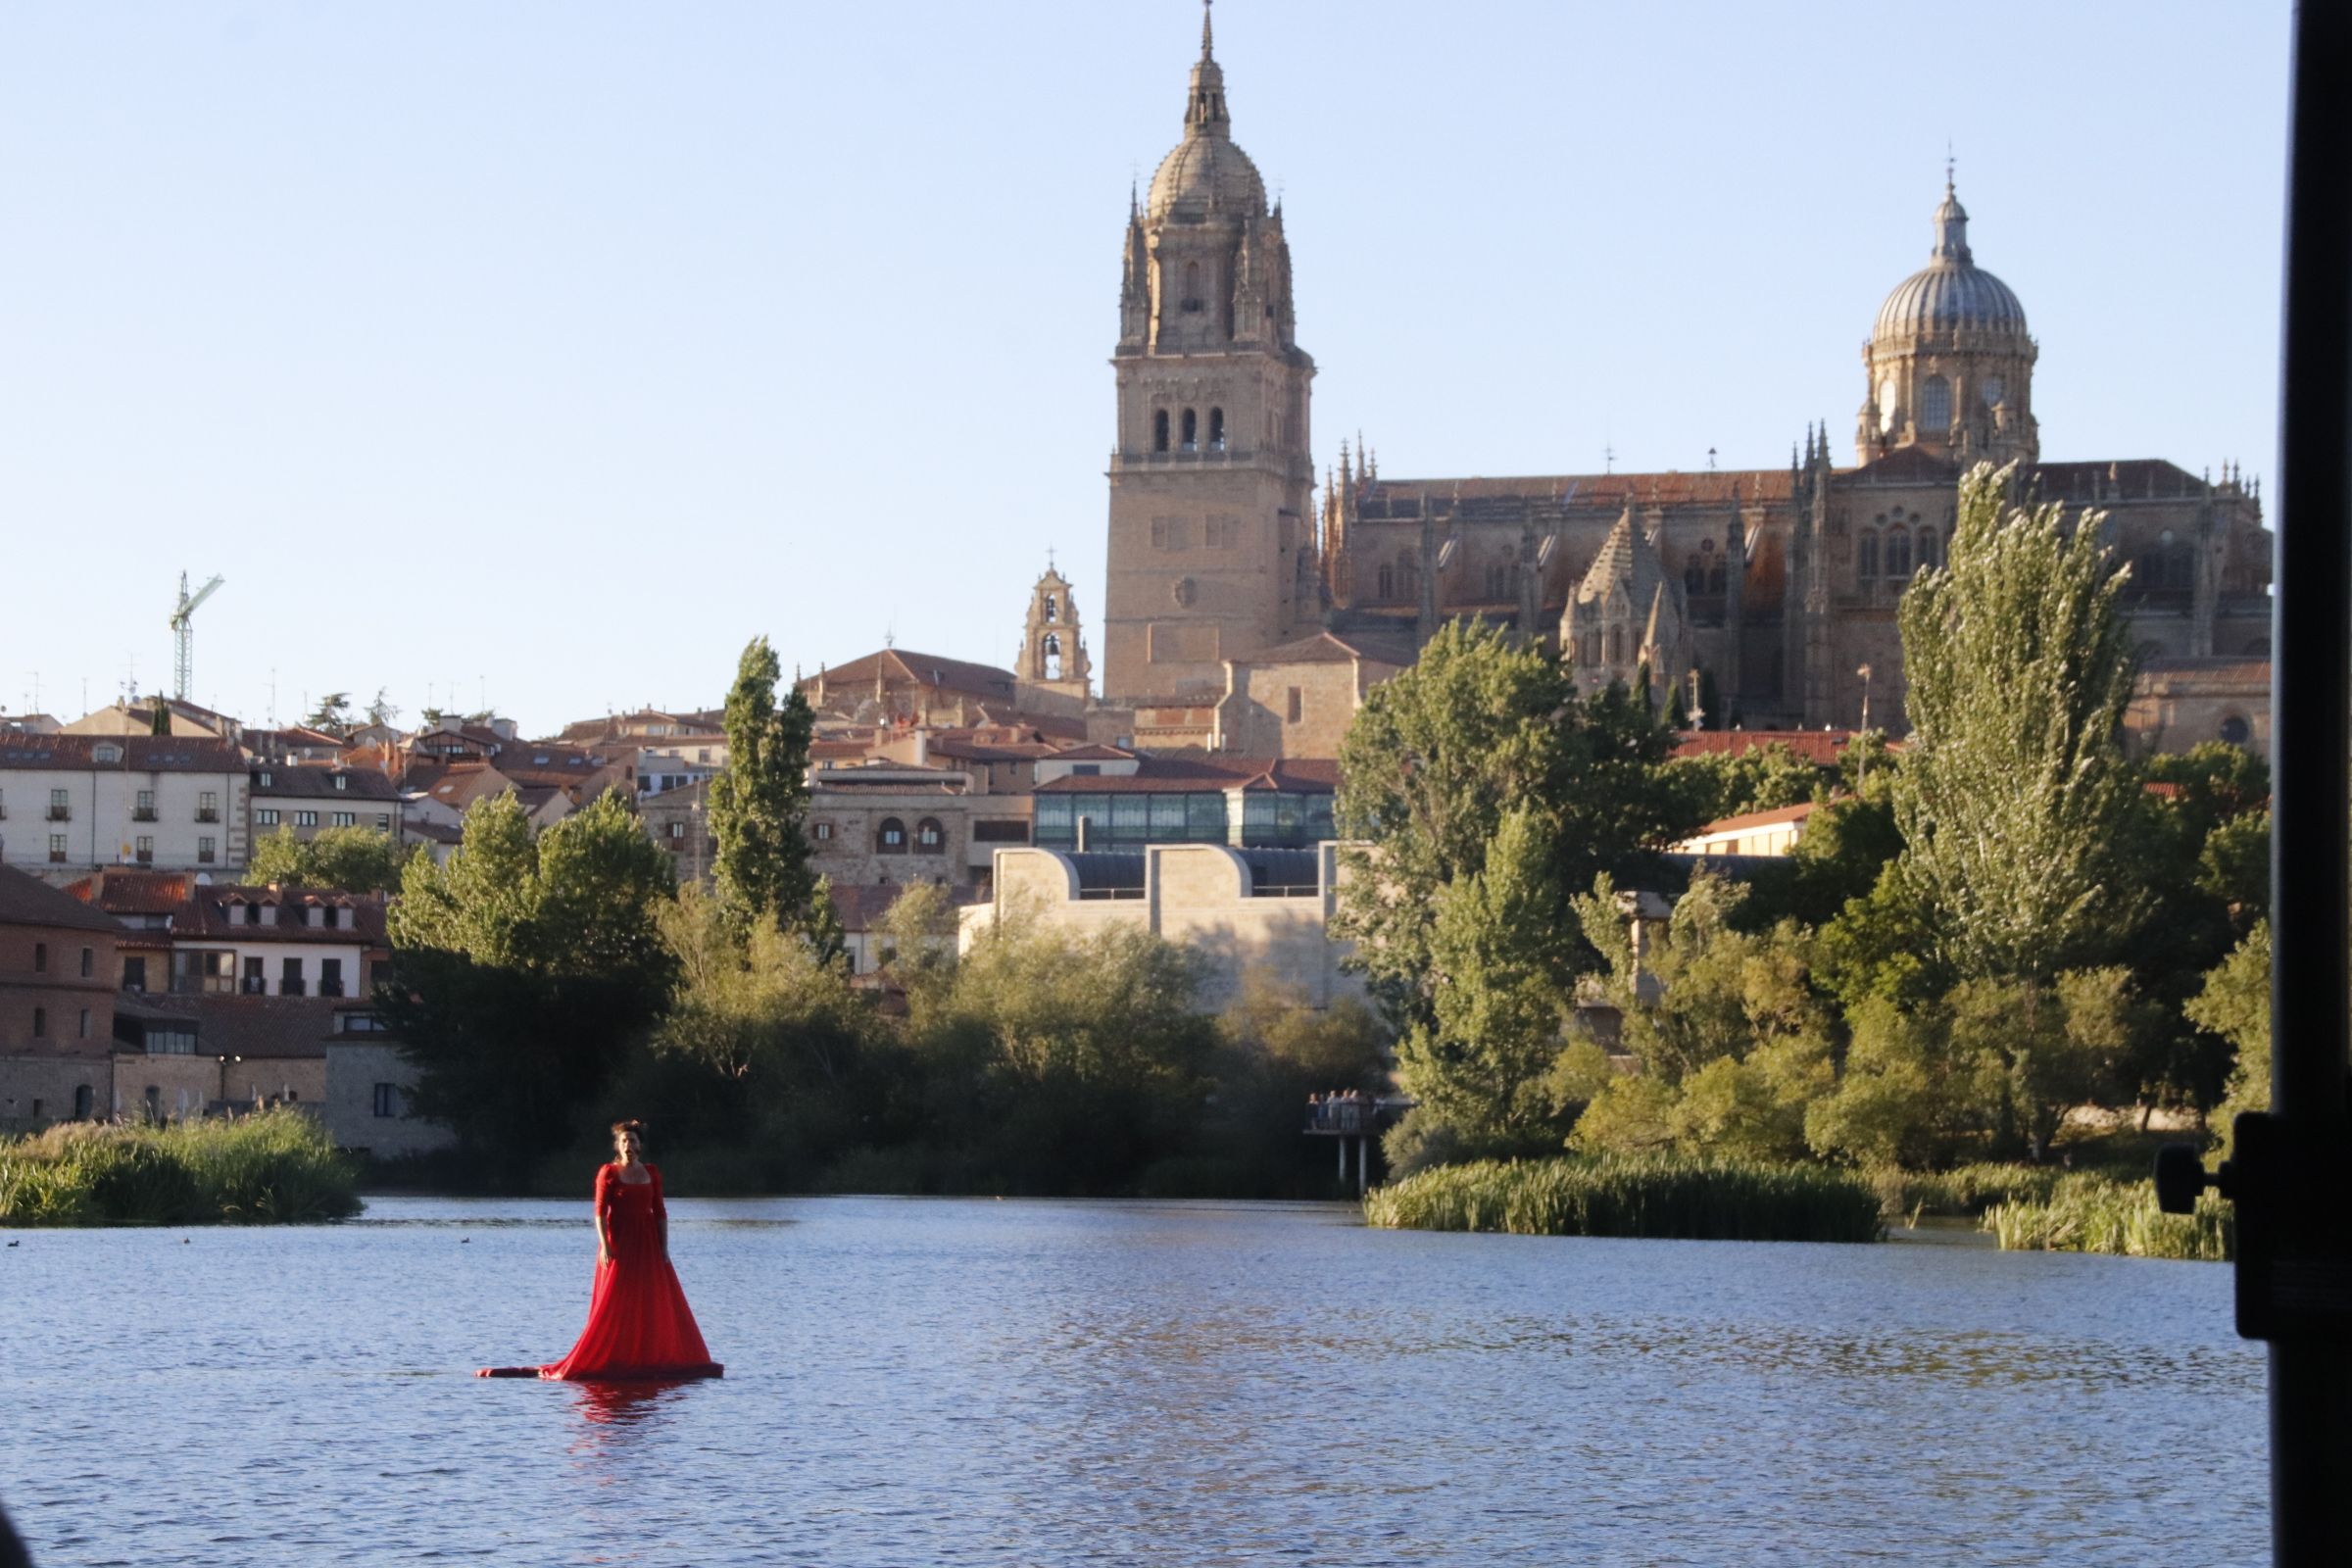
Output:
[1037, 757, 1339, 795]
[0, 864, 126, 935]
[1691, 801, 1822, 836]
[1670, 730, 1862, 767]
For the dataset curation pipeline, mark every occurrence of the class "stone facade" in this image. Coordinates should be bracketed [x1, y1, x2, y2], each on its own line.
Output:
[1095, 21, 2271, 746]
[1211, 631, 1409, 758]
[965, 842, 1365, 1013]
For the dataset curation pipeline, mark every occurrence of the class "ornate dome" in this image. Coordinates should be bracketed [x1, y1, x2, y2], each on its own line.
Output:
[1872, 181, 2029, 341]
[1144, 10, 1266, 223]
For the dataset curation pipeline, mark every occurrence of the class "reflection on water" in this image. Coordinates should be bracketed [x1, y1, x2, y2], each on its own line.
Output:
[0, 1197, 2265, 1567]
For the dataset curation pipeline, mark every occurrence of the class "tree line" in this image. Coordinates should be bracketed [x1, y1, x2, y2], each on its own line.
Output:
[1337, 463, 2270, 1181]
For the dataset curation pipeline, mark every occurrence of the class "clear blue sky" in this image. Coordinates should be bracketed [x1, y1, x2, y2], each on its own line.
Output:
[0, 2, 2291, 735]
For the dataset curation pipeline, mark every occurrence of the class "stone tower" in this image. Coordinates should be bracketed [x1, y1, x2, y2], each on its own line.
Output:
[1561, 498, 1692, 710]
[1855, 175, 2039, 467]
[1101, 3, 1316, 702]
[1017, 564, 1092, 698]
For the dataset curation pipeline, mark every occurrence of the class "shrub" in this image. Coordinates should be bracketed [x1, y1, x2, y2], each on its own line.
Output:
[1364, 1153, 1883, 1243]
[1984, 1173, 2231, 1261]
[0, 1110, 361, 1226]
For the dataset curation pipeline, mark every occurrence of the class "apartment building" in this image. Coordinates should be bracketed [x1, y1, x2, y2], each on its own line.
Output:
[0, 734, 248, 880]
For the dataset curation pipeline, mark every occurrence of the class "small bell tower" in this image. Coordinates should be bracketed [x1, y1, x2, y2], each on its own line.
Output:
[1019, 564, 1093, 699]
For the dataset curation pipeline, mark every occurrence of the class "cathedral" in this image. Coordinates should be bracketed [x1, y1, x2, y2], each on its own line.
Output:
[1094, 8, 2272, 747]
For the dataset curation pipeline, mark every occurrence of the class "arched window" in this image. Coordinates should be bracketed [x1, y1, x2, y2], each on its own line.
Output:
[1181, 409, 1198, 452]
[2170, 542, 2196, 591]
[916, 817, 946, 853]
[1857, 530, 1881, 579]
[1376, 564, 1395, 600]
[877, 817, 907, 855]
[2219, 714, 2252, 748]
[1917, 529, 1939, 570]
[1607, 627, 1625, 664]
[1582, 632, 1601, 666]
[1487, 561, 1511, 599]
[1684, 560, 1705, 595]
[1044, 595, 1058, 623]
[1920, 374, 1953, 432]
[1182, 260, 1201, 311]
[1207, 408, 1225, 451]
[1886, 527, 1912, 579]
[1152, 410, 1169, 453]
[1982, 373, 2007, 409]
[1396, 549, 1418, 599]
[73, 1084, 93, 1120]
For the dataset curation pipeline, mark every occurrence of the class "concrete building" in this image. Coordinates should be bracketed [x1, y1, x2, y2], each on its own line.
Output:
[0, 734, 249, 881]
[963, 842, 1364, 1013]
[71, 870, 390, 1002]
[1031, 755, 1338, 854]
[248, 763, 404, 851]
[1670, 802, 1821, 859]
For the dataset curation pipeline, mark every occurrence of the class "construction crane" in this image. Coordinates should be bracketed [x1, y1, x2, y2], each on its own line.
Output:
[169, 571, 224, 701]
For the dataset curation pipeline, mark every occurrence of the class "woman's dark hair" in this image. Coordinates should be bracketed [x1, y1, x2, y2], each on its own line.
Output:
[611, 1119, 648, 1140]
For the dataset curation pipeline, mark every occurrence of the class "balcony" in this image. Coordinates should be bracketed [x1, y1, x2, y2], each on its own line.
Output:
[131, 808, 158, 822]
[319, 978, 346, 998]
[194, 808, 220, 823]
[46, 806, 70, 822]
[280, 978, 307, 997]
[133, 850, 153, 864]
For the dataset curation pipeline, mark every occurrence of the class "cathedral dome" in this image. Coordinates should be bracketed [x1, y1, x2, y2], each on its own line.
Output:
[1872, 181, 2029, 342]
[1145, 9, 1266, 223]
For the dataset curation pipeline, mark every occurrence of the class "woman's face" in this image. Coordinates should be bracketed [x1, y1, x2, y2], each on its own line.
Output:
[613, 1128, 644, 1163]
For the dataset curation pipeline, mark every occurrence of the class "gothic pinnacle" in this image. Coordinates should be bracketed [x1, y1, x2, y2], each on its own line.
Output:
[1200, 0, 1214, 61]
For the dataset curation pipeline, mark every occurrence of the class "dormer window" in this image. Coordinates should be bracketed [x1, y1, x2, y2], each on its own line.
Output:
[333, 774, 348, 791]
[258, 771, 273, 788]
[93, 744, 122, 764]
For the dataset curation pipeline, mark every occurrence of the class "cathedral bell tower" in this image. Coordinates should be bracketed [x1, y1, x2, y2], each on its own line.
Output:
[1102, 2, 1316, 702]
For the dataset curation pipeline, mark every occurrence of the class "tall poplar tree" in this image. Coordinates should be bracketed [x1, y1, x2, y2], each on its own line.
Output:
[708, 636, 821, 939]
[1889, 462, 2142, 985]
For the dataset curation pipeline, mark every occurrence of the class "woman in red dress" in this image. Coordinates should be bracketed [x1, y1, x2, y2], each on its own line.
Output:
[480, 1120, 721, 1382]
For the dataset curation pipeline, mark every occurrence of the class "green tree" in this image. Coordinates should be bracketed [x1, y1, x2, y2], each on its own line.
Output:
[383, 791, 678, 1178]
[1333, 618, 1684, 1029]
[245, 824, 416, 894]
[707, 638, 822, 940]
[2185, 921, 2271, 1156]
[304, 692, 354, 734]
[1659, 741, 1825, 829]
[1884, 462, 2144, 986]
[1393, 808, 1573, 1144]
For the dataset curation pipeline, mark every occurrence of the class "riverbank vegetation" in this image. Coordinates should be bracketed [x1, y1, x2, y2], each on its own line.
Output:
[1363, 1155, 1883, 1243]
[373, 467, 2269, 1233]
[1983, 1174, 2233, 1262]
[0, 1110, 362, 1226]
[1339, 466, 2263, 1256]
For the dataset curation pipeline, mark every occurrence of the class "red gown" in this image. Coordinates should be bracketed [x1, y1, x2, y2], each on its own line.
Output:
[479, 1162, 721, 1382]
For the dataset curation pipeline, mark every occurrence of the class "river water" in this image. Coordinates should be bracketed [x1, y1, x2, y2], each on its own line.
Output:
[0, 1196, 2264, 1566]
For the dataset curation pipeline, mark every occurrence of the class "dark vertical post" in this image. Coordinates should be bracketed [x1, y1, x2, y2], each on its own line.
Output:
[2269, 5, 2352, 1562]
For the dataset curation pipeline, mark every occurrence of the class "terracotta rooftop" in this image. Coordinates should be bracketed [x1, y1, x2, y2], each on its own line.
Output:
[1690, 801, 1823, 836]
[0, 735, 245, 772]
[0, 864, 126, 935]
[1038, 757, 1338, 795]
[1670, 730, 1864, 768]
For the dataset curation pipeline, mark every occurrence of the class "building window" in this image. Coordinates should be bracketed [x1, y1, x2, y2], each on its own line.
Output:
[198, 837, 216, 864]
[915, 817, 945, 852]
[320, 958, 345, 998]
[93, 744, 121, 764]
[48, 834, 67, 864]
[135, 835, 154, 864]
[79, 946, 93, 978]
[1180, 408, 1198, 452]
[1376, 564, 1394, 600]
[134, 788, 157, 820]
[1152, 409, 1169, 452]
[667, 820, 686, 840]
[77, 1008, 90, 1041]
[1607, 627, 1625, 664]
[1886, 527, 1912, 579]
[332, 811, 356, 827]
[295, 810, 318, 827]
[122, 956, 147, 993]
[281, 956, 306, 997]
[333, 774, 348, 791]
[814, 822, 833, 841]
[1286, 687, 1304, 724]
[1918, 529, 1939, 570]
[372, 1083, 401, 1118]
[2220, 714, 2252, 748]
[73, 1084, 91, 1120]
[258, 808, 280, 827]
[1857, 530, 1881, 579]
[321, 906, 342, 929]
[1207, 407, 1225, 451]
[1920, 374, 1952, 432]
[877, 817, 907, 854]
[1182, 259, 1200, 310]
[198, 790, 219, 822]
[49, 788, 70, 820]
[30, 1006, 45, 1039]
[32, 942, 46, 974]
[376, 813, 392, 831]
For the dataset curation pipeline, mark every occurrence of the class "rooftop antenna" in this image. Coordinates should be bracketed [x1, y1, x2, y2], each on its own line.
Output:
[1707, 447, 1719, 470]
[1603, 442, 1616, 475]
[169, 570, 225, 701]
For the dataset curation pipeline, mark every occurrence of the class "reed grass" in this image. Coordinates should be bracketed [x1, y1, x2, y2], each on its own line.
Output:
[0, 1109, 363, 1226]
[1364, 1154, 1885, 1243]
[1869, 1162, 2074, 1219]
[1983, 1173, 2231, 1262]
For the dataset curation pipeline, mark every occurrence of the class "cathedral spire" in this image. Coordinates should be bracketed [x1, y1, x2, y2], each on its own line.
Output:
[1931, 172, 1973, 265]
[1185, 0, 1230, 135]
[1201, 0, 1214, 61]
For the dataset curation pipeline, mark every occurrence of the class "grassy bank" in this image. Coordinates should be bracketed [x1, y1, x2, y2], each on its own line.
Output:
[1982, 1173, 2231, 1261]
[0, 1110, 363, 1226]
[1364, 1155, 1884, 1243]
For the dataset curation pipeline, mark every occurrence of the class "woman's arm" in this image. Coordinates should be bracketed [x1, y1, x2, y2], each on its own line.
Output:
[653, 1165, 668, 1257]
[594, 1165, 615, 1266]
